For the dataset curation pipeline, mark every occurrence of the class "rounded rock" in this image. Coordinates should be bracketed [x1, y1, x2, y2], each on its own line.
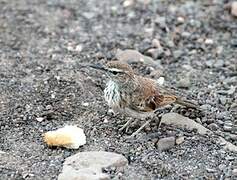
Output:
[157, 136, 175, 151]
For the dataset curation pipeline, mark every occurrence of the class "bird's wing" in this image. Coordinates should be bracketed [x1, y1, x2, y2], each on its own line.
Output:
[129, 77, 177, 112]
[129, 93, 177, 112]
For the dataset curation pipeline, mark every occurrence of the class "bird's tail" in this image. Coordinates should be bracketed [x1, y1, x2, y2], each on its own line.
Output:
[175, 98, 201, 110]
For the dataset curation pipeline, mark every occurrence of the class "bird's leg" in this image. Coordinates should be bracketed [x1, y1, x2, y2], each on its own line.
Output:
[130, 119, 152, 138]
[154, 116, 162, 128]
[126, 119, 139, 132]
[119, 118, 134, 132]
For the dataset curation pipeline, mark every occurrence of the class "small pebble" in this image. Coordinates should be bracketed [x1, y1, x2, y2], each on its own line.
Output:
[123, 0, 134, 7]
[177, 16, 185, 23]
[223, 125, 232, 132]
[152, 39, 161, 48]
[108, 109, 114, 115]
[217, 120, 224, 125]
[173, 50, 183, 59]
[205, 39, 214, 45]
[205, 60, 213, 67]
[216, 46, 223, 54]
[103, 118, 109, 123]
[157, 77, 165, 86]
[232, 169, 237, 176]
[229, 134, 237, 141]
[157, 136, 175, 151]
[224, 121, 233, 126]
[219, 164, 226, 171]
[111, 6, 118, 13]
[219, 96, 227, 105]
[225, 156, 234, 161]
[231, 2, 237, 17]
[200, 104, 212, 110]
[82, 102, 89, 107]
[67, 44, 74, 51]
[227, 86, 236, 95]
[167, 40, 175, 48]
[208, 123, 219, 131]
[177, 77, 191, 88]
[176, 136, 185, 145]
[36, 117, 44, 122]
[196, 118, 202, 124]
[206, 168, 216, 173]
[146, 48, 163, 59]
[75, 44, 83, 52]
[219, 141, 226, 146]
[46, 105, 52, 110]
[181, 31, 191, 38]
[213, 60, 224, 68]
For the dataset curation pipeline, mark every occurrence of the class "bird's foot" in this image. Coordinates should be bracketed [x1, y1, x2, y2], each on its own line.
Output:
[130, 119, 152, 138]
[119, 119, 134, 132]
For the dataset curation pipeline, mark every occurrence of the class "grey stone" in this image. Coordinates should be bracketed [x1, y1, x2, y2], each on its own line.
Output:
[181, 31, 191, 38]
[154, 16, 166, 28]
[152, 39, 161, 48]
[176, 136, 185, 145]
[217, 120, 224, 125]
[231, 2, 237, 17]
[206, 168, 216, 173]
[166, 40, 175, 48]
[227, 86, 236, 95]
[218, 164, 226, 171]
[229, 134, 237, 141]
[161, 113, 212, 135]
[230, 103, 237, 109]
[218, 137, 237, 152]
[224, 121, 233, 126]
[219, 96, 227, 105]
[232, 169, 237, 176]
[115, 49, 159, 68]
[189, 19, 201, 28]
[213, 60, 224, 68]
[173, 50, 183, 59]
[177, 77, 191, 88]
[146, 48, 163, 59]
[205, 39, 214, 45]
[205, 60, 213, 67]
[216, 111, 231, 120]
[157, 137, 175, 151]
[200, 104, 212, 110]
[82, 12, 95, 19]
[58, 151, 128, 180]
[59, 167, 109, 180]
[162, 114, 237, 152]
[208, 123, 219, 131]
[223, 125, 232, 132]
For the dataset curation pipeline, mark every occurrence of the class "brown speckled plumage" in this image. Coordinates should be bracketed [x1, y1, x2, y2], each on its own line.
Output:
[92, 60, 199, 136]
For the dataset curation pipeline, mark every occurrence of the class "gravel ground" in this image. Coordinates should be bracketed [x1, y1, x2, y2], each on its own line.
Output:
[0, 0, 236, 179]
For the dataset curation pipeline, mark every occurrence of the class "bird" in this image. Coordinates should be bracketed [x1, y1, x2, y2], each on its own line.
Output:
[89, 60, 200, 137]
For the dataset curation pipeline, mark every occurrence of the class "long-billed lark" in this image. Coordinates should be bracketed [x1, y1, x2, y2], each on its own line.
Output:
[89, 61, 199, 137]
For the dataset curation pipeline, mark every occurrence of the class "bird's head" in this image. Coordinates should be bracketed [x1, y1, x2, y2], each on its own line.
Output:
[90, 61, 135, 85]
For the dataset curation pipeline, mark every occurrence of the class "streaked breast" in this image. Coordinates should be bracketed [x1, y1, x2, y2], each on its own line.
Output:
[104, 80, 121, 108]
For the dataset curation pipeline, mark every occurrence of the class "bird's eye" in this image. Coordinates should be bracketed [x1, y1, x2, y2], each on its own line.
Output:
[111, 71, 119, 75]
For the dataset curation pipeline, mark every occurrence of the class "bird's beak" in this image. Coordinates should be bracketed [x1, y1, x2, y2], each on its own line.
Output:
[88, 64, 108, 72]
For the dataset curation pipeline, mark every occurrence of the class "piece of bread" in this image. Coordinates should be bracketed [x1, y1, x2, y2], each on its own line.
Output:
[43, 125, 86, 149]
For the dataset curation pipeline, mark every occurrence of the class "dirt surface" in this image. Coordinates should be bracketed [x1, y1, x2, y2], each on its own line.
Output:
[0, 0, 237, 179]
